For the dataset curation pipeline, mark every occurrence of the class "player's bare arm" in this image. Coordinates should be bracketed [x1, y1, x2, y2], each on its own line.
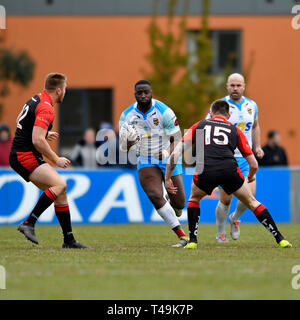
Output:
[244, 154, 258, 183]
[252, 120, 264, 158]
[32, 126, 70, 168]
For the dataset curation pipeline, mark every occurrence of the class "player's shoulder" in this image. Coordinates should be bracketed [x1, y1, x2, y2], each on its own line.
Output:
[243, 96, 257, 107]
[38, 90, 53, 105]
[34, 91, 53, 110]
[121, 102, 137, 118]
[222, 95, 230, 103]
[153, 99, 173, 115]
[219, 96, 235, 109]
[35, 101, 54, 114]
[30, 94, 41, 103]
[24, 94, 41, 109]
[193, 119, 204, 129]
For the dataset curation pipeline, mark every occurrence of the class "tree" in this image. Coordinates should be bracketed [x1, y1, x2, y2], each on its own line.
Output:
[144, 0, 230, 130]
[0, 40, 35, 119]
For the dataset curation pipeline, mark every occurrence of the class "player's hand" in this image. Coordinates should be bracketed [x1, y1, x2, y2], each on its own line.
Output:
[254, 147, 264, 159]
[47, 131, 59, 142]
[247, 175, 256, 183]
[165, 178, 178, 195]
[56, 157, 71, 168]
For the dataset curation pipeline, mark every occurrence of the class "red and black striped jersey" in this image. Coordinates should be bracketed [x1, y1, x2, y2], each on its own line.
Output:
[183, 115, 253, 170]
[11, 90, 55, 153]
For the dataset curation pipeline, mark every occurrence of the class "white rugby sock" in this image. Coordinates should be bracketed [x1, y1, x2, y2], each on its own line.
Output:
[216, 201, 230, 234]
[232, 200, 248, 221]
[157, 201, 180, 229]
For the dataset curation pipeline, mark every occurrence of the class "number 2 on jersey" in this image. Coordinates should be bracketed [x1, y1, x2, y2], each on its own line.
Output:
[16, 104, 29, 129]
[204, 125, 231, 145]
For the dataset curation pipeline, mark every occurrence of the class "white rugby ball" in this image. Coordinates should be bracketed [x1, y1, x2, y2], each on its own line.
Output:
[120, 123, 139, 141]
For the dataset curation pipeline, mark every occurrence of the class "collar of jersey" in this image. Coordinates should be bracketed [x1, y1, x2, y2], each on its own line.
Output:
[134, 100, 155, 120]
[211, 115, 227, 122]
[228, 96, 245, 111]
[41, 90, 54, 106]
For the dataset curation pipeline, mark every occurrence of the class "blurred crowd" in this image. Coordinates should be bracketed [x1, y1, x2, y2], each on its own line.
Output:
[70, 122, 135, 169]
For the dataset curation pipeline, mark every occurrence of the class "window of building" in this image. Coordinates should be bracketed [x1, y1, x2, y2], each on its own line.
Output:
[187, 29, 242, 75]
[59, 88, 113, 156]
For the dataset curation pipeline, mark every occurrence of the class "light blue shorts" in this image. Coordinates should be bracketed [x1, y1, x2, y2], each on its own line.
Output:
[236, 157, 249, 177]
[137, 155, 183, 177]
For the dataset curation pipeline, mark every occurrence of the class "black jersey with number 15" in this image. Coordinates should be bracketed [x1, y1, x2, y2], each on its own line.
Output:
[182, 115, 253, 171]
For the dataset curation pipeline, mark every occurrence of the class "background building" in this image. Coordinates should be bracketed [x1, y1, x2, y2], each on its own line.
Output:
[0, 0, 299, 163]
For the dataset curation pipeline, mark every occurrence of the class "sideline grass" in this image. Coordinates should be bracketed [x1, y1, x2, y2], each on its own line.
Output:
[0, 224, 299, 300]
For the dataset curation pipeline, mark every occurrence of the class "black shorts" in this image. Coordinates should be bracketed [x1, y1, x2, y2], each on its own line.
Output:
[9, 150, 46, 182]
[193, 165, 245, 195]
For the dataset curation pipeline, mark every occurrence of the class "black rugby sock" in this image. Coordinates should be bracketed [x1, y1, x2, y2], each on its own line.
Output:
[187, 201, 201, 243]
[25, 188, 57, 226]
[253, 204, 284, 243]
[54, 204, 75, 243]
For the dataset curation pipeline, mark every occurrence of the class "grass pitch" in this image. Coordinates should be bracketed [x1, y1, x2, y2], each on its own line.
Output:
[0, 223, 300, 300]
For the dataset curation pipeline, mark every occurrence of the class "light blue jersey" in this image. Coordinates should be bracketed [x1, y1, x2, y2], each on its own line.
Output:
[119, 99, 180, 157]
[222, 95, 258, 158]
[119, 99, 182, 176]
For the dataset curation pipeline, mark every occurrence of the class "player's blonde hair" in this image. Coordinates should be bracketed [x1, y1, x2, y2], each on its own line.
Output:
[44, 73, 67, 91]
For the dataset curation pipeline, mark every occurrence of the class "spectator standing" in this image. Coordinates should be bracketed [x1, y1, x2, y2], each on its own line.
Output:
[96, 122, 136, 168]
[71, 128, 99, 168]
[258, 130, 288, 166]
[0, 123, 13, 166]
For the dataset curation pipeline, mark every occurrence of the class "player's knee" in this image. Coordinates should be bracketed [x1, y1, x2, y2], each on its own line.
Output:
[55, 181, 67, 195]
[219, 195, 232, 206]
[61, 182, 67, 193]
[219, 191, 232, 206]
[248, 197, 259, 211]
[219, 199, 230, 207]
[147, 191, 164, 209]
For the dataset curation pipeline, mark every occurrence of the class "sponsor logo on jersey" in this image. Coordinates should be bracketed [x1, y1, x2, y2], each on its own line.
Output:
[37, 117, 49, 125]
[247, 108, 252, 115]
[153, 118, 159, 126]
[234, 122, 252, 132]
[174, 118, 179, 126]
